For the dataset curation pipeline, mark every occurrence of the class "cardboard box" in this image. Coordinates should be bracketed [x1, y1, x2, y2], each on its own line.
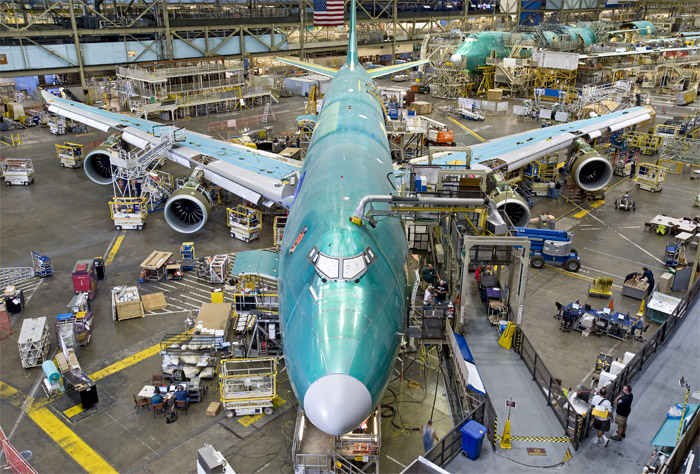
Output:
[486, 89, 503, 101]
[206, 401, 221, 417]
[411, 101, 432, 115]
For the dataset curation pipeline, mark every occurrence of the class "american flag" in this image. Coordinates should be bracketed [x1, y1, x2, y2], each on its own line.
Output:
[313, 0, 344, 26]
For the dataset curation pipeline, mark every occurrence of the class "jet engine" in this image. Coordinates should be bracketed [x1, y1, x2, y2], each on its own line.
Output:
[490, 173, 531, 228]
[163, 168, 212, 234]
[569, 139, 613, 192]
[83, 133, 123, 185]
[449, 53, 464, 66]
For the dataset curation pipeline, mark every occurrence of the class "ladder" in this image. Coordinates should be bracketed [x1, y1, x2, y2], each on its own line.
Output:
[262, 103, 270, 123]
[0, 267, 35, 291]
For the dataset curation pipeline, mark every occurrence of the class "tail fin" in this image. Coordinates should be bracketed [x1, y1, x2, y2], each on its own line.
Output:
[346, 0, 359, 70]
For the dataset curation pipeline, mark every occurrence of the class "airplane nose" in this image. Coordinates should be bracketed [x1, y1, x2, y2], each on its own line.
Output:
[303, 374, 372, 436]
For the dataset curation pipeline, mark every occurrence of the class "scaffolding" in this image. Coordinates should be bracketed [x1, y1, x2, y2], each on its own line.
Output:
[658, 136, 700, 171]
[431, 66, 474, 99]
[273, 216, 287, 251]
[532, 67, 577, 100]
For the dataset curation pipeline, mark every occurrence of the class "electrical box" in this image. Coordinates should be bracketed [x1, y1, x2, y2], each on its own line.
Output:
[543, 240, 571, 257]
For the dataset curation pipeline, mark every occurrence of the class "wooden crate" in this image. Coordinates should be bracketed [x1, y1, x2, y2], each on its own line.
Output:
[142, 292, 167, 311]
[206, 401, 221, 417]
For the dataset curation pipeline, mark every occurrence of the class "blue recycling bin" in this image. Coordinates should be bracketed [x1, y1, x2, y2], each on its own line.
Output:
[460, 420, 487, 460]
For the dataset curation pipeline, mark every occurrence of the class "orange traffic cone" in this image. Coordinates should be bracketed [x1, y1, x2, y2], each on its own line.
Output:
[608, 299, 614, 312]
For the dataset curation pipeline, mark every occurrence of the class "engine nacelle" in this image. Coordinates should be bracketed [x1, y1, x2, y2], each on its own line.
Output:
[83, 133, 123, 185]
[490, 174, 531, 228]
[449, 53, 464, 66]
[163, 168, 212, 234]
[569, 139, 613, 192]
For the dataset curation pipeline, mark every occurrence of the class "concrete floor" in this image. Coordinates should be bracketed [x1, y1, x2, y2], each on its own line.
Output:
[1, 85, 698, 474]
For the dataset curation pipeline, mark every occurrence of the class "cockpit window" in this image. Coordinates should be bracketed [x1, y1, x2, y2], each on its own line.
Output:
[307, 246, 377, 282]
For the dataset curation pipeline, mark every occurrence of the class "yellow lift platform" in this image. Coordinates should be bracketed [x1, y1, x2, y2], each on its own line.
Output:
[635, 163, 667, 192]
[219, 357, 277, 417]
[108, 196, 147, 230]
[55, 142, 85, 169]
[226, 204, 262, 243]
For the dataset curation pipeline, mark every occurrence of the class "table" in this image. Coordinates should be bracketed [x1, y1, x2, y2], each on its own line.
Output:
[645, 215, 698, 235]
[138, 384, 177, 400]
[651, 404, 699, 451]
[595, 310, 635, 340]
[674, 231, 694, 244]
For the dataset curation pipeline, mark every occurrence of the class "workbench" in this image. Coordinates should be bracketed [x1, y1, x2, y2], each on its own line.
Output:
[651, 404, 698, 453]
[646, 291, 682, 323]
[139, 251, 173, 282]
[645, 215, 698, 235]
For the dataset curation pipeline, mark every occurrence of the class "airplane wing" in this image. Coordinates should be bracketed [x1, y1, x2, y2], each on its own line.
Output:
[42, 91, 301, 206]
[275, 57, 338, 78]
[409, 106, 653, 171]
[367, 59, 430, 79]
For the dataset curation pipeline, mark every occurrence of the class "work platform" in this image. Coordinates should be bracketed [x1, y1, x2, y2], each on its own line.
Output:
[445, 287, 572, 472]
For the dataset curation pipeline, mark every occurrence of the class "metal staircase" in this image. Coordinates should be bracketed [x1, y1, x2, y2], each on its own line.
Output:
[111, 127, 183, 197]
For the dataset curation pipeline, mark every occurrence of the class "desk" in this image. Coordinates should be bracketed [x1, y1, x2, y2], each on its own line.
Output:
[138, 384, 176, 400]
[645, 215, 698, 235]
[675, 231, 694, 244]
[651, 404, 699, 450]
[595, 311, 635, 340]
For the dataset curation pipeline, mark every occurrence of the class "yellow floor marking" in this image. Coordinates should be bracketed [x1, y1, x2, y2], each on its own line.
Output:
[590, 200, 605, 208]
[573, 210, 589, 218]
[89, 342, 161, 382]
[1, 382, 117, 473]
[27, 402, 118, 474]
[237, 396, 287, 427]
[104, 234, 125, 266]
[74, 133, 93, 137]
[545, 265, 622, 290]
[63, 404, 85, 418]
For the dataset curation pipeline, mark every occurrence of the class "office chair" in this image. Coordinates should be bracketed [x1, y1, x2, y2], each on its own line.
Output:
[153, 402, 166, 418]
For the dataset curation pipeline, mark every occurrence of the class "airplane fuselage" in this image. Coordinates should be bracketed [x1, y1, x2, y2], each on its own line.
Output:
[278, 65, 408, 436]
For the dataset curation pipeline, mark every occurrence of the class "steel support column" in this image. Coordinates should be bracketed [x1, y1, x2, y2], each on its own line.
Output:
[68, 0, 87, 99]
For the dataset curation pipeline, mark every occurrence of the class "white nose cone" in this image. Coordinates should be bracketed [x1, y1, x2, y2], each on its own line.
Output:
[449, 53, 463, 66]
[304, 374, 372, 436]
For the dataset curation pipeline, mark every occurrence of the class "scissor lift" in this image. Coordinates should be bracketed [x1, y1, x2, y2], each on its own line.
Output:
[55, 142, 85, 168]
[2, 159, 34, 186]
[109, 196, 147, 230]
[219, 357, 277, 417]
[226, 205, 262, 243]
[635, 163, 667, 193]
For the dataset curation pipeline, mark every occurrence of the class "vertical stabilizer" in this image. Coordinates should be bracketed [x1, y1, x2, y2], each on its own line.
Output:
[346, 0, 359, 70]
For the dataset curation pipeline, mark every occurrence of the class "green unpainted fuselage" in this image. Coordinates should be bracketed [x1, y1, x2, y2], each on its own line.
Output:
[278, 65, 408, 416]
[453, 26, 597, 73]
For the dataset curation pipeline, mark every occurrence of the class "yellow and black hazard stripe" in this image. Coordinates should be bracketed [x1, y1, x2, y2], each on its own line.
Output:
[562, 447, 573, 463]
[495, 434, 570, 443]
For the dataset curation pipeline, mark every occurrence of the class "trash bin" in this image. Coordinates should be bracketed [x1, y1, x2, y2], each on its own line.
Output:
[460, 420, 487, 460]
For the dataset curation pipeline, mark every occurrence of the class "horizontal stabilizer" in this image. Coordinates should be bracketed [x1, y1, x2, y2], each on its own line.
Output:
[367, 59, 430, 79]
[275, 57, 338, 78]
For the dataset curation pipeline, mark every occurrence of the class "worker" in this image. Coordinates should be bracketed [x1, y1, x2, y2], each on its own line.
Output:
[641, 267, 655, 296]
[630, 160, 637, 179]
[548, 179, 556, 199]
[624, 272, 639, 283]
[423, 286, 435, 307]
[435, 279, 448, 304]
[152, 386, 167, 408]
[421, 263, 438, 289]
[631, 314, 645, 341]
[174, 385, 190, 407]
[422, 420, 439, 452]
